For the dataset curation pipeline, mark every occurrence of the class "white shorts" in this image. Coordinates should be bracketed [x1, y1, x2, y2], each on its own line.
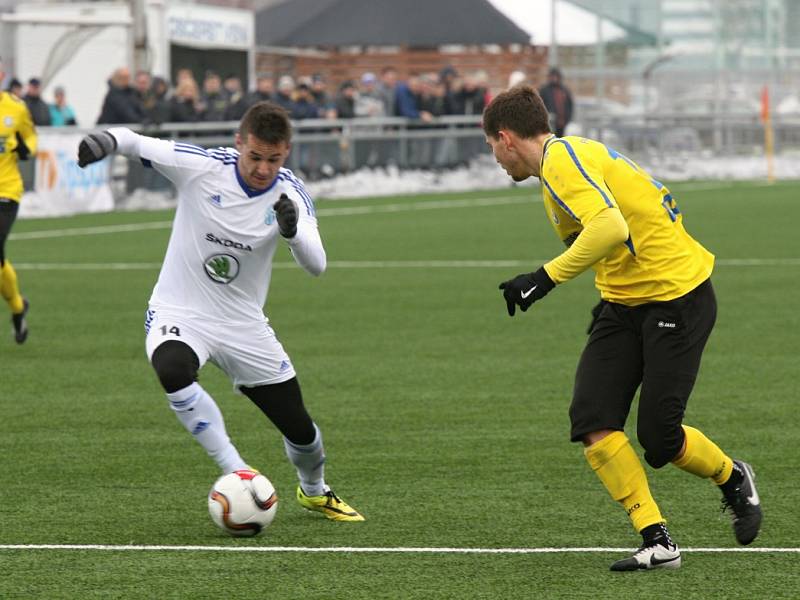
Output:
[144, 308, 297, 389]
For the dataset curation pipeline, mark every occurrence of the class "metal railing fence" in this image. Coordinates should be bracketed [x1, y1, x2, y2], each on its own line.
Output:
[22, 112, 800, 203]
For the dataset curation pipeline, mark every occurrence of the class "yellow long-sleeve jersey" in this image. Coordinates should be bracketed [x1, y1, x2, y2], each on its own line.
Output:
[0, 92, 38, 202]
[539, 135, 713, 305]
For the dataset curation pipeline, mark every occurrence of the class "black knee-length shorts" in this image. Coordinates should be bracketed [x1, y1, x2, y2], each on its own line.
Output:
[569, 279, 717, 467]
[0, 198, 20, 265]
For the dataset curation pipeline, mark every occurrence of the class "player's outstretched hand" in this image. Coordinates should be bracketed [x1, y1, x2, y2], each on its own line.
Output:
[14, 133, 31, 161]
[77, 131, 117, 168]
[274, 193, 298, 238]
[498, 266, 555, 317]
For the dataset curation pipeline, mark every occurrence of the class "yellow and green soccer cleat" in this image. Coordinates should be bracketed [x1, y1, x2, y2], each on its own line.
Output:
[296, 486, 365, 522]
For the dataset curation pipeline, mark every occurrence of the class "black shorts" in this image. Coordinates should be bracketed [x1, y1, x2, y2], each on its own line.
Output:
[569, 279, 717, 464]
[0, 198, 20, 265]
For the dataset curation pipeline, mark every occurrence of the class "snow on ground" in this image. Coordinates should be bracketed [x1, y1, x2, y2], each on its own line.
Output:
[306, 154, 536, 199]
[105, 151, 800, 214]
[305, 152, 800, 200]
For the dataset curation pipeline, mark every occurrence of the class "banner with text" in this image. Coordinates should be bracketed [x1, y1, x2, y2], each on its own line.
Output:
[19, 131, 113, 218]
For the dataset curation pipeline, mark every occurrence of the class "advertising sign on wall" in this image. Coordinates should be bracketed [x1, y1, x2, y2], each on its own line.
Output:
[20, 132, 114, 218]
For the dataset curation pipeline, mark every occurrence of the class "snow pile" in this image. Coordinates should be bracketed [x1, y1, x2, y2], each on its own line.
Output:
[107, 151, 798, 215]
[306, 152, 799, 200]
[306, 154, 537, 199]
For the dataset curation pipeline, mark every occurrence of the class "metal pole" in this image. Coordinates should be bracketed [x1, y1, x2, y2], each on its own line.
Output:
[131, 0, 148, 72]
[595, 0, 605, 141]
[712, 0, 723, 153]
[550, 0, 558, 68]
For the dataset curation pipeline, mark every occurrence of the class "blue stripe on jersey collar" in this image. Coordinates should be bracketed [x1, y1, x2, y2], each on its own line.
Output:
[234, 163, 279, 198]
[540, 134, 557, 173]
[550, 138, 614, 209]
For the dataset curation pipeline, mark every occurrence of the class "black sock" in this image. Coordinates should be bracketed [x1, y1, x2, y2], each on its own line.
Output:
[641, 523, 671, 547]
[719, 462, 744, 494]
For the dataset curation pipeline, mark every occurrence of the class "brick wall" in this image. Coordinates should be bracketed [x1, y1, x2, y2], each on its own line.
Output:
[256, 45, 549, 93]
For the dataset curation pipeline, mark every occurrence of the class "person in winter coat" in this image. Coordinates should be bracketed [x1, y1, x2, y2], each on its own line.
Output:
[97, 68, 144, 125]
[538, 67, 574, 137]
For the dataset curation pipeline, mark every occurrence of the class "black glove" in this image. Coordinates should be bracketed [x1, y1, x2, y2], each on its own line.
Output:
[273, 193, 298, 238]
[77, 131, 117, 168]
[498, 266, 556, 317]
[14, 133, 31, 161]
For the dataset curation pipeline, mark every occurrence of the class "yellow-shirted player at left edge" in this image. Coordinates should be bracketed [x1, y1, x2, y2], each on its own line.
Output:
[0, 56, 36, 344]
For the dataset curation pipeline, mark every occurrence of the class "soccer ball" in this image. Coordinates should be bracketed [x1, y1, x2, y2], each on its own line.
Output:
[208, 469, 278, 537]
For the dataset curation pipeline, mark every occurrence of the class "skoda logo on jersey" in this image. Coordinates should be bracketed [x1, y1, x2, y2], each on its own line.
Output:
[204, 254, 240, 284]
[205, 233, 253, 251]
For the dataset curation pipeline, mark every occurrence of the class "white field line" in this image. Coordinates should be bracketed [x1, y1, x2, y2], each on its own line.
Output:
[13, 258, 800, 271]
[16, 262, 164, 270]
[10, 220, 174, 240]
[0, 544, 798, 554]
[8, 196, 529, 241]
[317, 195, 531, 215]
[12, 178, 781, 241]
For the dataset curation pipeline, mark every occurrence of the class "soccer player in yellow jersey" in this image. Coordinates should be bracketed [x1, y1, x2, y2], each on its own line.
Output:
[483, 86, 762, 571]
[0, 58, 36, 344]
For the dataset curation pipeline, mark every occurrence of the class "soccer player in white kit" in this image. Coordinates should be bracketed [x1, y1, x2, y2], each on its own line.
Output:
[77, 102, 363, 521]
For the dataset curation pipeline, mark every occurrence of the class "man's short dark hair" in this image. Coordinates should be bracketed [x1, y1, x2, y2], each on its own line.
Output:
[482, 84, 551, 139]
[239, 101, 292, 145]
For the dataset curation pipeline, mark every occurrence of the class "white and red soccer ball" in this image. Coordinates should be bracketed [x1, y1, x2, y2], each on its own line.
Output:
[208, 469, 278, 537]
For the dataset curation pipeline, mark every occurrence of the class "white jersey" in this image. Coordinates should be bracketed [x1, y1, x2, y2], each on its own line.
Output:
[109, 127, 326, 324]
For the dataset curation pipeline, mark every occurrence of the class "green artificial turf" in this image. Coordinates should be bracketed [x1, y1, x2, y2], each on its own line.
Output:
[1, 181, 797, 599]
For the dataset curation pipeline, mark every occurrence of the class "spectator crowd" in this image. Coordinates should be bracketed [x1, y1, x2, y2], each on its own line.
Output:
[5, 65, 497, 127]
[5, 76, 78, 126]
[5, 64, 539, 179]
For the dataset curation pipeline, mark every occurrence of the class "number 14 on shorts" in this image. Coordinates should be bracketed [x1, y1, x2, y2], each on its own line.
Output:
[161, 325, 181, 336]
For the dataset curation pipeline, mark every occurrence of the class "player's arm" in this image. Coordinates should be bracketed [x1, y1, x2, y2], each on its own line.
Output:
[544, 207, 629, 283]
[540, 143, 627, 283]
[77, 127, 207, 183]
[499, 142, 622, 316]
[14, 105, 37, 159]
[274, 192, 326, 276]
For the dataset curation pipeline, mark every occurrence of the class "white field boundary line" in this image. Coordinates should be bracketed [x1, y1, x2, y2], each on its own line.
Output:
[12, 179, 786, 241]
[318, 195, 530, 216]
[14, 258, 800, 271]
[8, 196, 529, 241]
[0, 544, 798, 554]
[10, 220, 173, 241]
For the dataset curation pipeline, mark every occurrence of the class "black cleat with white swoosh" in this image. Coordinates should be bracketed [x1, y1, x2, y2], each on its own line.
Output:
[610, 523, 681, 571]
[720, 460, 762, 545]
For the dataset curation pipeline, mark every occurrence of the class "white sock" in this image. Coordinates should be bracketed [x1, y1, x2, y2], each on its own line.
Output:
[167, 382, 248, 474]
[283, 423, 326, 496]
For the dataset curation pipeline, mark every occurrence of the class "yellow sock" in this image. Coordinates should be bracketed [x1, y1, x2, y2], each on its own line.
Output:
[672, 425, 734, 485]
[584, 431, 664, 533]
[0, 261, 24, 314]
